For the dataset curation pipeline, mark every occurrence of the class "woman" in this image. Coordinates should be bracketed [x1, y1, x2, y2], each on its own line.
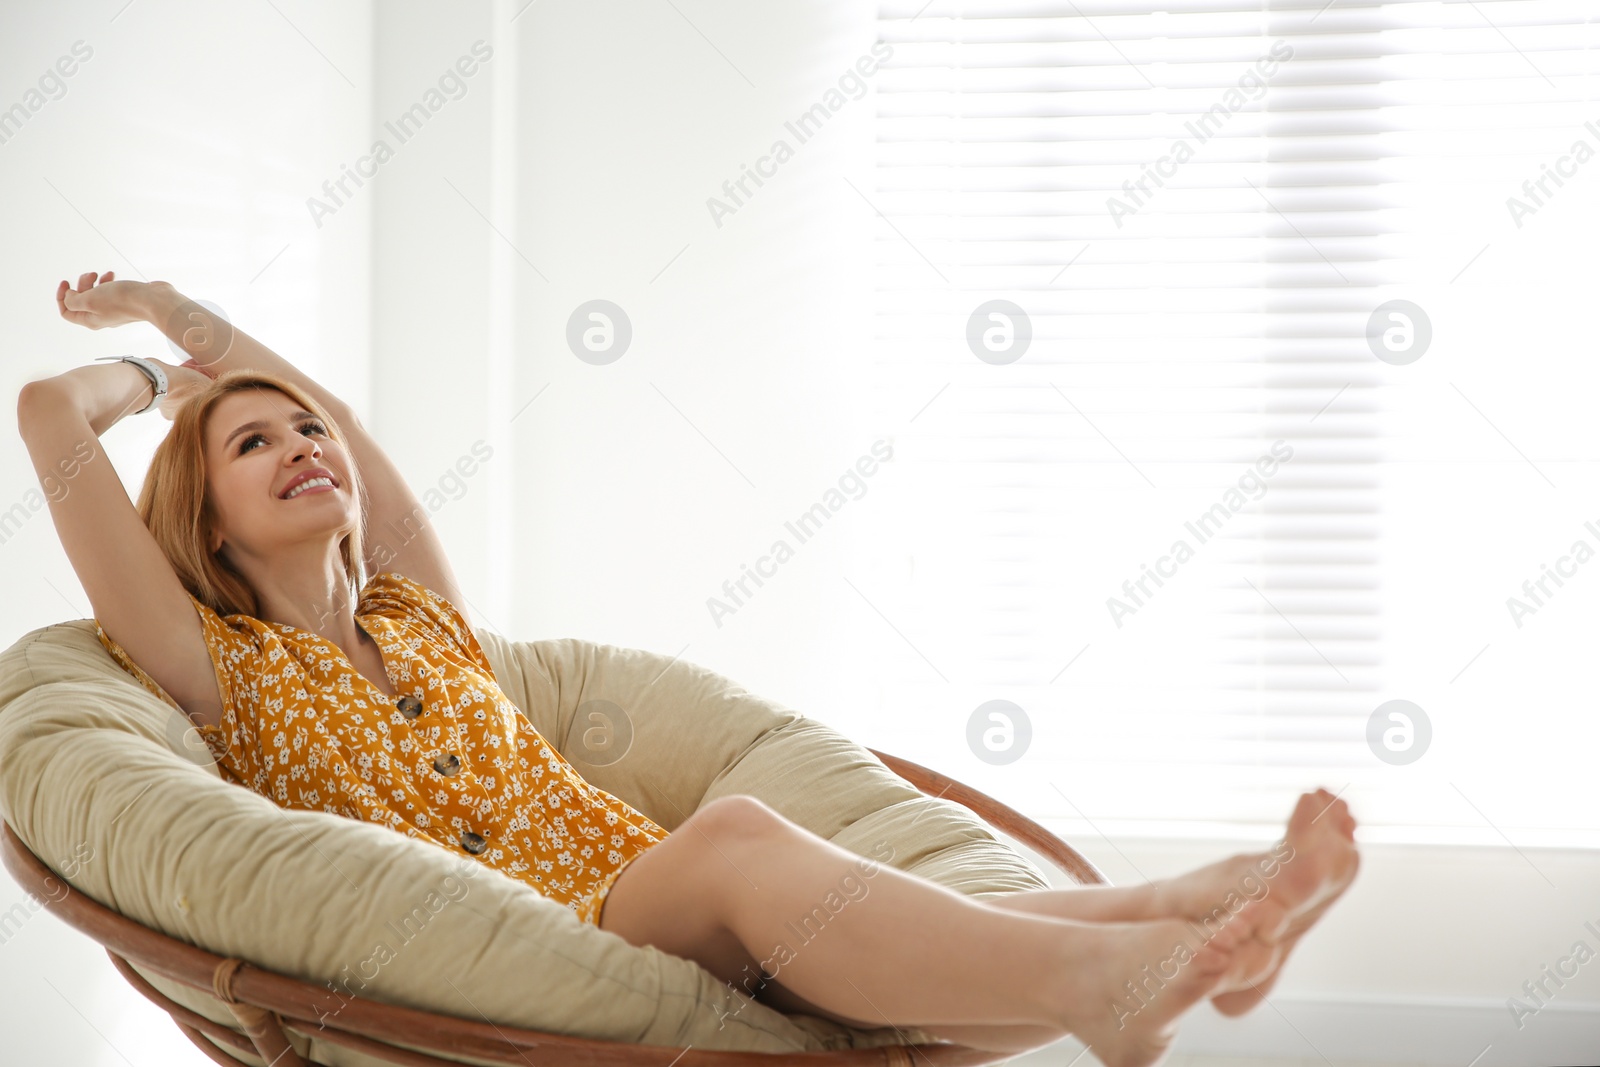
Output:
[19, 271, 1359, 1067]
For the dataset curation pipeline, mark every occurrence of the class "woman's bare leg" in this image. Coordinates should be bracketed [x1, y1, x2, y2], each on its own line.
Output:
[756, 979, 1073, 1055]
[983, 883, 1165, 923]
[980, 878, 1285, 1001]
[599, 796, 1274, 1067]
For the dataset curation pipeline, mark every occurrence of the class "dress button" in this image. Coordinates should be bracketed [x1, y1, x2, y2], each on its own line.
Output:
[432, 753, 461, 776]
[460, 830, 486, 854]
[396, 695, 424, 719]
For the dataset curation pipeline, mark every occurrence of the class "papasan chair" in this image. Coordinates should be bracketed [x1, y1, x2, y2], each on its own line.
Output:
[0, 614, 1107, 1067]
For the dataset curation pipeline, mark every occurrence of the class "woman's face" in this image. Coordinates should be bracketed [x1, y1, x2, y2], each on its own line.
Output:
[204, 389, 357, 563]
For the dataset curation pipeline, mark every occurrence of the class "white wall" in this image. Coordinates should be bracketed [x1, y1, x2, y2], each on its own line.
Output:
[1, 0, 375, 631]
[1, 1, 1596, 1065]
[2, 1, 883, 1063]
[365, 0, 890, 733]
[0, 2, 376, 1063]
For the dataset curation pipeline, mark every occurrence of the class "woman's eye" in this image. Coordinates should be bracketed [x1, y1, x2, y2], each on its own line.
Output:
[239, 422, 326, 454]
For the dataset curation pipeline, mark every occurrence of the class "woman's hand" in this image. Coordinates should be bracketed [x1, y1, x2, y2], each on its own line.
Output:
[56, 271, 164, 331]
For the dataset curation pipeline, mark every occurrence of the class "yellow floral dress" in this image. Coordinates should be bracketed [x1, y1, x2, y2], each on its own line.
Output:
[94, 570, 669, 926]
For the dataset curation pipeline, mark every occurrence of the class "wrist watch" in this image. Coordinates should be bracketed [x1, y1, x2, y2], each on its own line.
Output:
[94, 355, 168, 415]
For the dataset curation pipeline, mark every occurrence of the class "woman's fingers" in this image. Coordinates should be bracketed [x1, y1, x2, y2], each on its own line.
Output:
[57, 279, 97, 326]
[56, 271, 122, 328]
[56, 284, 78, 324]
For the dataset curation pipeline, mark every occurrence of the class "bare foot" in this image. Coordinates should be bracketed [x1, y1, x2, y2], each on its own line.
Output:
[1145, 788, 1361, 1016]
[1062, 901, 1278, 1067]
[1210, 789, 1360, 1014]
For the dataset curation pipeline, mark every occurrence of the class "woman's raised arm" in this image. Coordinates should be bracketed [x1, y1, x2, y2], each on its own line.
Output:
[59, 272, 360, 428]
[16, 358, 226, 731]
[56, 272, 471, 622]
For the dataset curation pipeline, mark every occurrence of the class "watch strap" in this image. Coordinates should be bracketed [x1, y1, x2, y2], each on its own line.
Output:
[94, 355, 168, 415]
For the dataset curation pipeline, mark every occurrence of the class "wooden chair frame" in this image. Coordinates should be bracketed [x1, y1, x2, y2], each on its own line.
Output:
[1, 747, 1107, 1067]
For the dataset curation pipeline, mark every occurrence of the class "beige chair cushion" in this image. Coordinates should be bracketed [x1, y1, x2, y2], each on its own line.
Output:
[0, 619, 1053, 1066]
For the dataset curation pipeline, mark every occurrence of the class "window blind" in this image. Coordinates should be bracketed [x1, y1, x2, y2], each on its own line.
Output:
[865, 0, 1600, 845]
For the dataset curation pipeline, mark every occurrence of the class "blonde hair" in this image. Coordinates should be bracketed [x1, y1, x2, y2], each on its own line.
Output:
[137, 369, 367, 618]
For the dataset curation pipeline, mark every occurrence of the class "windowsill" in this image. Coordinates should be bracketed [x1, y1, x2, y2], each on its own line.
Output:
[1030, 817, 1600, 852]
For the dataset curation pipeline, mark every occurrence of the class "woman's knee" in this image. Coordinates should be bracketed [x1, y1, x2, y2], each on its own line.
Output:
[690, 794, 786, 842]
[601, 797, 779, 943]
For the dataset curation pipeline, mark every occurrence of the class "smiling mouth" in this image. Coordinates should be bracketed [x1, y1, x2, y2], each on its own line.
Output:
[280, 477, 337, 500]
